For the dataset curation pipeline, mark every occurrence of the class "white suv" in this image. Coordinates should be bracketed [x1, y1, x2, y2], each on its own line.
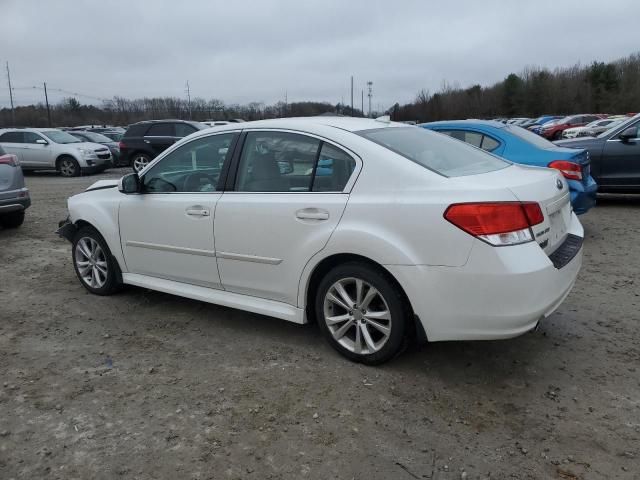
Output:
[0, 128, 112, 177]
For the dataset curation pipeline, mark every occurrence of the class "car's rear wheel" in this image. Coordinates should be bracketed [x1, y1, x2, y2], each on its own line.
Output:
[0, 211, 25, 228]
[58, 156, 80, 177]
[315, 262, 408, 365]
[72, 226, 122, 295]
[553, 130, 564, 140]
[132, 153, 152, 173]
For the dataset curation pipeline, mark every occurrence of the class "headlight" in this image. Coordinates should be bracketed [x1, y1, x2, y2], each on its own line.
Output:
[78, 148, 97, 158]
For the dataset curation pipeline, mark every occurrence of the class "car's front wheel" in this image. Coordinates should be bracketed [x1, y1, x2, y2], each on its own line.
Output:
[72, 226, 122, 295]
[315, 262, 408, 365]
[58, 156, 80, 177]
[132, 153, 152, 173]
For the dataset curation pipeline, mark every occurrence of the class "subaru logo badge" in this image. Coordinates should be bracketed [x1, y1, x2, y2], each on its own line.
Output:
[556, 178, 563, 190]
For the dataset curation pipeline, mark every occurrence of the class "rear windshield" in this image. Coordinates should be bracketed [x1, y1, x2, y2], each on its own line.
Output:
[357, 127, 508, 177]
[505, 125, 557, 149]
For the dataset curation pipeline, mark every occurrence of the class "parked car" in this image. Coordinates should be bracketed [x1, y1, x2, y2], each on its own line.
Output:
[119, 120, 207, 173]
[421, 120, 597, 214]
[57, 117, 583, 364]
[524, 115, 564, 131]
[562, 118, 622, 139]
[577, 117, 626, 138]
[69, 130, 125, 166]
[0, 145, 30, 228]
[555, 114, 640, 192]
[540, 114, 603, 140]
[0, 128, 112, 177]
[99, 130, 123, 142]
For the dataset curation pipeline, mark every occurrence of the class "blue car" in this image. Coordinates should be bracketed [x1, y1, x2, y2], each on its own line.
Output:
[420, 120, 597, 214]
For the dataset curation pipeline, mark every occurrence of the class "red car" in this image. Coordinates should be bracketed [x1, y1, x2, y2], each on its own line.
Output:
[540, 114, 603, 140]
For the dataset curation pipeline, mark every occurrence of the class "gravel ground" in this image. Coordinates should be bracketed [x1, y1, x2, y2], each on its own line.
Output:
[1, 168, 639, 480]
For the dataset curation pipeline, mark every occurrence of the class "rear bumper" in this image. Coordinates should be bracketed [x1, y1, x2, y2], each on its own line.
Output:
[0, 190, 31, 212]
[568, 177, 598, 215]
[386, 212, 584, 342]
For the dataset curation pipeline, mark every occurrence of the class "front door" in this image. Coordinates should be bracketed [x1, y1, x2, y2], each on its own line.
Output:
[600, 120, 640, 188]
[214, 131, 358, 305]
[119, 132, 238, 288]
[21, 131, 53, 167]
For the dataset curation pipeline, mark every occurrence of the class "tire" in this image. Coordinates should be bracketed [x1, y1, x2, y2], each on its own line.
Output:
[315, 262, 408, 365]
[131, 153, 152, 173]
[58, 156, 80, 177]
[0, 210, 25, 228]
[71, 225, 122, 295]
[553, 130, 564, 140]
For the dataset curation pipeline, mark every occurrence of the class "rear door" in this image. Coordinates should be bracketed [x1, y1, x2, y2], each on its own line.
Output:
[144, 123, 177, 157]
[0, 132, 27, 165]
[214, 130, 358, 305]
[600, 120, 640, 188]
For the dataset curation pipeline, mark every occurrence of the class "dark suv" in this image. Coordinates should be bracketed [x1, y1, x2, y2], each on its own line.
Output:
[119, 120, 206, 172]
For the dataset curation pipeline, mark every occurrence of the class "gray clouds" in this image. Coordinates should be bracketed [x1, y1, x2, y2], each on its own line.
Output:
[2, 0, 638, 108]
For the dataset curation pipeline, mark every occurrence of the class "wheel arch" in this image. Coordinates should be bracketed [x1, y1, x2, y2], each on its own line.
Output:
[55, 153, 80, 169]
[72, 219, 124, 282]
[301, 252, 427, 343]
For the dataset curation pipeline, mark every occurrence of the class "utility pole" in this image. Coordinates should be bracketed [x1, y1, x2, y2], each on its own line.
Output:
[6, 62, 15, 124]
[43, 82, 52, 127]
[367, 81, 373, 118]
[284, 90, 288, 117]
[350, 76, 354, 117]
[361, 90, 364, 117]
[185, 81, 192, 120]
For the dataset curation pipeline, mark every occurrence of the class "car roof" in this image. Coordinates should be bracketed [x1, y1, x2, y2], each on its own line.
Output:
[190, 116, 409, 136]
[420, 119, 507, 130]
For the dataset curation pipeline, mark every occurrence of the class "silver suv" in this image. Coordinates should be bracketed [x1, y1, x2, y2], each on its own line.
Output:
[0, 128, 112, 177]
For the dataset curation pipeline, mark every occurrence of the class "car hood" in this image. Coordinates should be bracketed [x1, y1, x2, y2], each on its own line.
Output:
[85, 179, 118, 192]
[72, 142, 111, 152]
[554, 137, 604, 149]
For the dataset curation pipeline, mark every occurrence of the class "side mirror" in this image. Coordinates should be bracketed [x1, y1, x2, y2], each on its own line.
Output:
[118, 173, 141, 194]
[619, 127, 637, 142]
[36, 139, 48, 145]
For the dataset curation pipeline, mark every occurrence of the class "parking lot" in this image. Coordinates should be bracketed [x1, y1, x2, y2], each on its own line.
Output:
[0, 169, 638, 479]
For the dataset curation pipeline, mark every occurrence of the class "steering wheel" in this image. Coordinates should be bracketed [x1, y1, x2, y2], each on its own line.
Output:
[183, 171, 218, 192]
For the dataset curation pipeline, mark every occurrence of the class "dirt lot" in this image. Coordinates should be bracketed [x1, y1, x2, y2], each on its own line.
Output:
[1, 168, 639, 480]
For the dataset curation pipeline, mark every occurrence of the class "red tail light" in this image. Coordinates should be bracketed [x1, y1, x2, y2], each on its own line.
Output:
[0, 154, 19, 167]
[548, 160, 582, 181]
[118, 141, 126, 149]
[444, 202, 544, 246]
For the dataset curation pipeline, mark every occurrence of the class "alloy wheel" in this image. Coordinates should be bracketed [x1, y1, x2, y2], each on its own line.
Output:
[133, 156, 150, 173]
[74, 237, 108, 288]
[60, 158, 77, 176]
[323, 277, 392, 355]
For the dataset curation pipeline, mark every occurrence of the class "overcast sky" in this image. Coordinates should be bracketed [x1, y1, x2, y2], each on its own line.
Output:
[2, 0, 638, 109]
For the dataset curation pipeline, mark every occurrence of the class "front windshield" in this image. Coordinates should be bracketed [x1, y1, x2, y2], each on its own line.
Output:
[358, 126, 508, 177]
[597, 118, 632, 138]
[42, 130, 81, 144]
[506, 125, 557, 149]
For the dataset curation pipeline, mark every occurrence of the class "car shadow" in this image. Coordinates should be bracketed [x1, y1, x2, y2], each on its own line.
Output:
[596, 193, 640, 207]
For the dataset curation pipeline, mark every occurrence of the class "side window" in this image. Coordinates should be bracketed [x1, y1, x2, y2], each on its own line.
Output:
[0, 132, 24, 143]
[236, 132, 320, 192]
[312, 143, 356, 192]
[23, 132, 44, 144]
[146, 123, 174, 137]
[480, 135, 500, 151]
[175, 123, 197, 137]
[142, 133, 236, 193]
[440, 130, 483, 148]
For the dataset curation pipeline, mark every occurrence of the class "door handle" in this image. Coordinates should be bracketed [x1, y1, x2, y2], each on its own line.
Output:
[144, 139, 151, 144]
[295, 208, 329, 221]
[186, 207, 210, 217]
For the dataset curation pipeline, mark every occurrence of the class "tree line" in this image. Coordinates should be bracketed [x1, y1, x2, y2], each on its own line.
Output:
[1, 52, 639, 128]
[391, 52, 640, 122]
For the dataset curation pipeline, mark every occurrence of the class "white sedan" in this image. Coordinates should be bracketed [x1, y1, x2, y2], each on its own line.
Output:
[58, 117, 583, 364]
